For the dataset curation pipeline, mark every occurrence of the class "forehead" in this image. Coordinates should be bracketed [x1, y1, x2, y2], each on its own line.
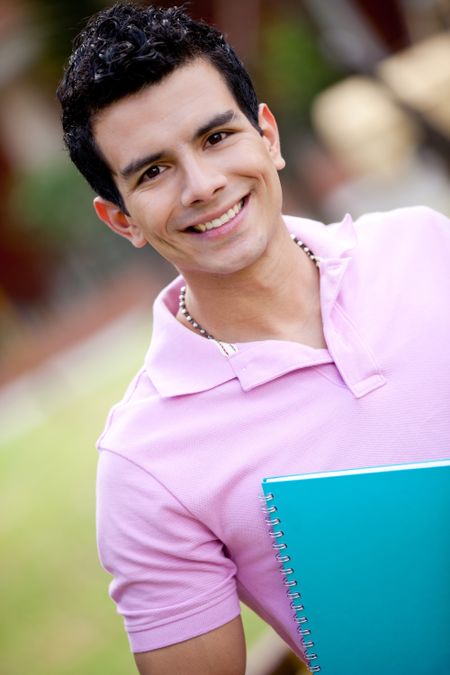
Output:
[93, 59, 239, 169]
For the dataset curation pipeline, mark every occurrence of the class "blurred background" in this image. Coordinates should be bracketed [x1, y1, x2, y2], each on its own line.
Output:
[1, 1, 449, 673]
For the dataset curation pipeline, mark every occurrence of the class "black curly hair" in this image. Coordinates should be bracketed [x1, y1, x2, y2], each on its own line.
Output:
[57, 2, 259, 213]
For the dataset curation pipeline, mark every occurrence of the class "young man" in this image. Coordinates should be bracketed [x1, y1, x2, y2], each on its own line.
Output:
[57, 3, 450, 674]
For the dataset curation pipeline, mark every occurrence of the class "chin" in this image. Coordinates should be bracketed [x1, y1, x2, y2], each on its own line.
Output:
[208, 249, 264, 276]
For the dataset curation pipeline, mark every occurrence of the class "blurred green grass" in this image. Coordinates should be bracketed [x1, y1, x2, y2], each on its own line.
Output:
[0, 321, 268, 675]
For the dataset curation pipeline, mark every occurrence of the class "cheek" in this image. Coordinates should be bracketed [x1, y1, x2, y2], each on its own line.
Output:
[244, 147, 281, 185]
[131, 192, 173, 228]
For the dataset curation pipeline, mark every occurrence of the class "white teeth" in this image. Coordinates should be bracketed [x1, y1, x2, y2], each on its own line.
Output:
[191, 198, 244, 233]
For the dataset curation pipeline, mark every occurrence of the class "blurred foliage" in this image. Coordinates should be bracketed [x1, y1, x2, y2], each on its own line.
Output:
[10, 161, 99, 246]
[6, 161, 149, 307]
[26, 0, 107, 85]
[260, 11, 340, 130]
[9, 160, 142, 261]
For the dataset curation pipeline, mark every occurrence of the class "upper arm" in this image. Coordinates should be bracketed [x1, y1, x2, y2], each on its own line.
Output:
[134, 616, 246, 675]
[96, 451, 241, 652]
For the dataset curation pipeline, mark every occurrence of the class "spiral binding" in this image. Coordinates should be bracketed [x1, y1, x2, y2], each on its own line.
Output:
[261, 491, 321, 673]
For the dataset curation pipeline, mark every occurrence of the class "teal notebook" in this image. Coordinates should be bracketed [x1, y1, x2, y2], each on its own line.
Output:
[261, 459, 450, 674]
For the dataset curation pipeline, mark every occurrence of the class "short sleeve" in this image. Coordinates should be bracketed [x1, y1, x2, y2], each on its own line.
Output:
[96, 449, 241, 652]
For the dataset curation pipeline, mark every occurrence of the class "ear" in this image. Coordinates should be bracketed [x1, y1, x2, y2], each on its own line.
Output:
[258, 103, 286, 171]
[93, 197, 147, 248]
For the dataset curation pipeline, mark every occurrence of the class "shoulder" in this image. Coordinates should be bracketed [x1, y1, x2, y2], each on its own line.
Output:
[96, 366, 162, 456]
[345, 207, 450, 308]
[284, 206, 450, 263]
[349, 207, 450, 275]
[353, 205, 450, 242]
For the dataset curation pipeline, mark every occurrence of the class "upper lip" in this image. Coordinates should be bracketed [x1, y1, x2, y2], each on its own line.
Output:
[181, 196, 245, 231]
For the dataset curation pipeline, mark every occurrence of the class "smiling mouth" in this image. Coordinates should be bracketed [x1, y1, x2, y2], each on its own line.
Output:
[185, 198, 245, 233]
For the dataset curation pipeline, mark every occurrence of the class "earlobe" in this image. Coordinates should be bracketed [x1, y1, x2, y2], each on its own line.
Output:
[93, 197, 147, 248]
[258, 103, 286, 171]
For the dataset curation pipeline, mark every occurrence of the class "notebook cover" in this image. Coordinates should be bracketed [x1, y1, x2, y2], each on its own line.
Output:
[262, 459, 450, 674]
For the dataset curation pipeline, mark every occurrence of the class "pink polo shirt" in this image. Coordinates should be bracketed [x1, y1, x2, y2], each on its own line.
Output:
[96, 206, 450, 659]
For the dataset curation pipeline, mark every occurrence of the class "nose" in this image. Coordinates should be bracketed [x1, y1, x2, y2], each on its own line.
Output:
[180, 154, 227, 207]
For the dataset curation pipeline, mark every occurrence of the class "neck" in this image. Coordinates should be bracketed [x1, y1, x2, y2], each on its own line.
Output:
[177, 226, 326, 348]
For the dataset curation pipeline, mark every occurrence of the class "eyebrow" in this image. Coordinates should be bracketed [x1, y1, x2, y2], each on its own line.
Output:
[119, 109, 236, 181]
[194, 109, 235, 140]
[120, 151, 164, 181]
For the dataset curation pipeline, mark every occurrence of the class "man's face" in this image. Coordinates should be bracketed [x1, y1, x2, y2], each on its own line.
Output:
[93, 58, 285, 281]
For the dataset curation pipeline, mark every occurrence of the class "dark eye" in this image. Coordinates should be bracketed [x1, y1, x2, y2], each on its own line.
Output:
[142, 166, 161, 181]
[207, 131, 227, 146]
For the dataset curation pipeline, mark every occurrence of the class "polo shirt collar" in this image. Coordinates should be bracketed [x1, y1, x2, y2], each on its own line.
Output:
[145, 214, 386, 398]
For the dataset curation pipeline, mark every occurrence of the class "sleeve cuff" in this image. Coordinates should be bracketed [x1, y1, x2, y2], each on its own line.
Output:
[128, 589, 241, 653]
